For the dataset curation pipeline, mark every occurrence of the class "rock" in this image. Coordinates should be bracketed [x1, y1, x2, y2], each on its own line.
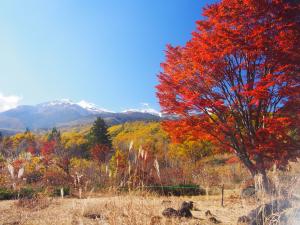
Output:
[205, 210, 214, 217]
[209, 216, 222, 224]
[177, 207, 193, 218]
[237, 215, 250, 224]
[279, 207, 300, 225]
[204, 210, 221, 223]
[178, 201, 193, 218]
[237, 199, 291, 225]
[241, 186, 256, 198]
[84, 212, 103, 220]
[162, 208, 179, 218]
[180, 201, 193, 210]
[162, 201, 193, 218]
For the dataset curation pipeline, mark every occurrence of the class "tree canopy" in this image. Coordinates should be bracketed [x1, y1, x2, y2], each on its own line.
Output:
[157, 0, 300, 188]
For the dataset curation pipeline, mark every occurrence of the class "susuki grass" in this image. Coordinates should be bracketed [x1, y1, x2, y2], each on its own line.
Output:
[0, 154, 299, 225]
[0, 176, 299, 225]
[0, 190, 256, 225]
[236, 166, 300, 225]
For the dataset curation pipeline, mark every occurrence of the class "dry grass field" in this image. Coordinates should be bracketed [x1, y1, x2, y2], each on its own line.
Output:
[1, 165, 300, 225]
[0, 190, 258, 225]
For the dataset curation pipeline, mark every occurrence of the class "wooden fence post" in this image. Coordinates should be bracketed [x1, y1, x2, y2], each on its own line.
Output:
[221, 184, 224, 207]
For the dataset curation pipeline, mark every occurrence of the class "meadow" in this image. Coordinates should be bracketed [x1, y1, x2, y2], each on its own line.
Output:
[0, 191, 276, 225]
[1, 185, 300, 225]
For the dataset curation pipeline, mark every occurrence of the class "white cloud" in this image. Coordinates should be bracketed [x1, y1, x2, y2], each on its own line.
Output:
[0, 93, 22, 112]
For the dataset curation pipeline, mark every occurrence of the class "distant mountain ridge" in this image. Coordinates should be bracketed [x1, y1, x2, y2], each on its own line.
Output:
[0, 99, 161, 133]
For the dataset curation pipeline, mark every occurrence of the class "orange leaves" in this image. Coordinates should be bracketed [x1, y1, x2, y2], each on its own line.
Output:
[162, 117, 214, 144]
[253, 116, 296, 165]
[41, 140, 56, 157]
[226, 156, 239, 164]
[157, 0, 300, 173]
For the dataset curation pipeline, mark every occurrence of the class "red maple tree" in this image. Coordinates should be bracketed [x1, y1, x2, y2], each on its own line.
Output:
[40, 140, 56, 162]
[91, 144, 110, 164]
[157, 0, 300, 189]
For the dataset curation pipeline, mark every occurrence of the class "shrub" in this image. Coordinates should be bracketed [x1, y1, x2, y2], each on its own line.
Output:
[0, 188, 15, 200]
[43, 165, 70, 186]
[145, 184, 206, 196]
[211, 158, 227, 166]
[26, 171, 43, 183]
[18, 187, 38, 199]
[52, 186, 70, 197]
[0, 187, 40, 200]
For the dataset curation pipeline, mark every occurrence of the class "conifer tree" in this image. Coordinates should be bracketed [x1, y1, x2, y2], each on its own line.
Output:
[89, 117, 112, 147]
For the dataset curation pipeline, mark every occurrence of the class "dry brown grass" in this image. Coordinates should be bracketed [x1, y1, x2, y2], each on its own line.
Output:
[15, 196, 52, 211]
[0, 190, 257, 225]
[1, 165, 300, 225]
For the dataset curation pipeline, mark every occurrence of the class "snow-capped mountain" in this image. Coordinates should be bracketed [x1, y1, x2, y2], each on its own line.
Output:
[122, 102, 162, 117]
[0, 99, 161, 132]
[122, 108, 162, 117]
[37, 99, 110, 113]
[76, 100, 113, 114]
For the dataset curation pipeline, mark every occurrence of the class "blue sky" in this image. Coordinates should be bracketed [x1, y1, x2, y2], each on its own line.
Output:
[0, 0, 215, 112]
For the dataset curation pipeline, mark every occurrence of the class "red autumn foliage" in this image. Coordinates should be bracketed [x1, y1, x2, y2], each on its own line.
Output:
[12, 159, 25, 171]
[226, 156, 239, 164]
[157, 0, 300, 183]
[41, 140, 56, 157]
[27, 145, 36, 155]
[91, 144, 110, 164]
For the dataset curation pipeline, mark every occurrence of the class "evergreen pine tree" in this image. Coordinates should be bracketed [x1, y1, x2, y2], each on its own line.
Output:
[48, 127, 61, 142]
[89, 117, 112, 147]
[25, 127, 31, 134]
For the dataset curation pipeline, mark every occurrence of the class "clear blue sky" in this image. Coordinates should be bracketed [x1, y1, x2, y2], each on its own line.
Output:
[0, 0, 215, 112]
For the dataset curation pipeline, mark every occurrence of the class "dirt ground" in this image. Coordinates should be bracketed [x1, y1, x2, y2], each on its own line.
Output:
[0, 189, 261, 225]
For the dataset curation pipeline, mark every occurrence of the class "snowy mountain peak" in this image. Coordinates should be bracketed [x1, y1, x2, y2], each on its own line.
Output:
[77, 100, 113, 113]
[39, 99, 113, 113]
[77, 100, 97, 109]
[123, 108, 162, 117]
[122, 102, 162, 117]
[40, 99, 75, 107]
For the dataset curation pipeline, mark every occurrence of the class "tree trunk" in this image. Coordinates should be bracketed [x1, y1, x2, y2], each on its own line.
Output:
[249, 167, 270, 193]
[258, 169, 270, 193]
[238, 154, 271, 192]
